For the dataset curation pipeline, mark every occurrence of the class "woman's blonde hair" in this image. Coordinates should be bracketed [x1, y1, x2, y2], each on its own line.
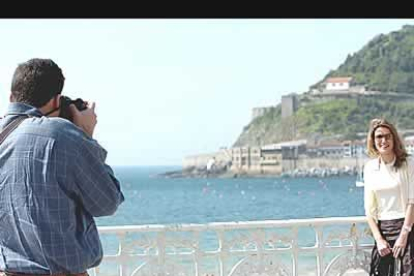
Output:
[366, 118, 408, 168]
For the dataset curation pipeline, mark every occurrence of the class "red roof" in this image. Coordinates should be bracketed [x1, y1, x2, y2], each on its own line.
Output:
[325, 77, 352, 83]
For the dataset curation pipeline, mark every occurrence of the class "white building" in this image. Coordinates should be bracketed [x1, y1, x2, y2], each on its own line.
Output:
[325, 77, 352, 91]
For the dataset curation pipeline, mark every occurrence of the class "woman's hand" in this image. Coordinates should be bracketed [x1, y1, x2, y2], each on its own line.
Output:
[393, 231, 409, 258]
[377, 237, 392, 256]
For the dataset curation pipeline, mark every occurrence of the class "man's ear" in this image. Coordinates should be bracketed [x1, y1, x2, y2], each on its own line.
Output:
[39, 94, 62, 117]
[9, 93, 15, 102]
[52, 94, 61, 109]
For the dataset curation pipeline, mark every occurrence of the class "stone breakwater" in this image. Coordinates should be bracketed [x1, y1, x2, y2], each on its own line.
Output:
[156, 165, 229, 179]
[280, 166, 357, 178]
[157, 164, 359, 179]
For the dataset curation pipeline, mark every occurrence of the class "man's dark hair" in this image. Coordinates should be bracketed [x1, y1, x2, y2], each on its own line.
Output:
[11, 58, 65, 107]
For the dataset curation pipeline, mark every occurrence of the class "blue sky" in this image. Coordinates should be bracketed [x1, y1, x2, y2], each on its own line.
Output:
[1, 19, 414, 166]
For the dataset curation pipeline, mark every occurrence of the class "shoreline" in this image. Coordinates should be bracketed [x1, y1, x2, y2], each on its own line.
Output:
[156, 166, 358, 179]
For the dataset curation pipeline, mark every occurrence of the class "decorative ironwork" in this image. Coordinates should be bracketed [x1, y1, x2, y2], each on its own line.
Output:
[89, 216, 374, 276]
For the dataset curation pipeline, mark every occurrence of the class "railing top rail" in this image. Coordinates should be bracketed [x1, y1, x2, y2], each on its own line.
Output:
[97, 216, 367, 234]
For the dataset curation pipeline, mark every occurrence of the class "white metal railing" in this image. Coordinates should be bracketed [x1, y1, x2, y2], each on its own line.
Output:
[90, 216, 374, 276]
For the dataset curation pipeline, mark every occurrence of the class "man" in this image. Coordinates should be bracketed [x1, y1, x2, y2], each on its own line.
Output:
[0, 58, 125, 275]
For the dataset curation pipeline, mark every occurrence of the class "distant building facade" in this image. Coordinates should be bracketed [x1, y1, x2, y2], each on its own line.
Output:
[281, 94, 298, 118]
[231, 146, 261, 173]
[183, 139, 368, 175]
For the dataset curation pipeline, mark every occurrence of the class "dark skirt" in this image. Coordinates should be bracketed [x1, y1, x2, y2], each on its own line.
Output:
[370, 218, 414, 276]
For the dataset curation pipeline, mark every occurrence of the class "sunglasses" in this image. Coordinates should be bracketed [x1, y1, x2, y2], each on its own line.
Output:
[374, 133, 392, 141]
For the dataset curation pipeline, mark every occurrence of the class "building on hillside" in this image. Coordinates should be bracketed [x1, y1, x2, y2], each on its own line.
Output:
[325, 77, 353, 91]
[281, 93, 298, 118]
[309, 77, 366, 95]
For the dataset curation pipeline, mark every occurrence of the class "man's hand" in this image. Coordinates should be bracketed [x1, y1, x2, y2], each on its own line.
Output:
[376, 237, 392, 257]
[69, 101, 97, 138]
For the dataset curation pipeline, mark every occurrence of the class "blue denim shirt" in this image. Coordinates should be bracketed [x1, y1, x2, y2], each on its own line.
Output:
[0, 103, 124, 274]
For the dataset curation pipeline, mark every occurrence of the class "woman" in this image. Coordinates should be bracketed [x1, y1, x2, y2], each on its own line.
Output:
[364, 118, 414, 275]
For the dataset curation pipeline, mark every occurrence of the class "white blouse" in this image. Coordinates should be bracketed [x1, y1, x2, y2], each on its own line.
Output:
[364, 157, 414, 221]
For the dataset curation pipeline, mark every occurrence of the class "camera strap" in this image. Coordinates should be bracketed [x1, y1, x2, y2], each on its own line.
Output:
[0, 115, 29, 146]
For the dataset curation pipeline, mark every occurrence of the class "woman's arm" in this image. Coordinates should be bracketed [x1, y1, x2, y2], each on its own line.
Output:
[393, 203, 414, 258]
[367, 216, 392, 256]
[394, 160, 414, 257]
[364, 163, 392, 256]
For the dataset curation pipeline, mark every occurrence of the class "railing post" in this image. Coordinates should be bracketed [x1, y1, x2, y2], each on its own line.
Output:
[193, 231, 200, 276]
[315, 225, 324, 276]
[157, 231, 166, 276]
[350, 223, 358, 269]
[291, 226, 299, 276]
[216, 230, 225, 276]
[116, 233, 127, 276]
[257, 228, 265, 273]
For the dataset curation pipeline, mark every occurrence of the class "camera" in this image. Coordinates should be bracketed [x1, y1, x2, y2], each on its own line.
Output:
[59, 95, 88, 121]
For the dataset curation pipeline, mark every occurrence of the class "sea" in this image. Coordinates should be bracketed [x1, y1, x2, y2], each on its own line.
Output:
[93, 166, 367, 276]
[96, 166, 365, 227]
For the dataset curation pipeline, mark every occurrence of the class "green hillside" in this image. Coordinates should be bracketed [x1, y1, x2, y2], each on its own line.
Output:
[233, 25, 414, 147]
[234, 97, 414, 147]
[313, 25, 414, 93]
